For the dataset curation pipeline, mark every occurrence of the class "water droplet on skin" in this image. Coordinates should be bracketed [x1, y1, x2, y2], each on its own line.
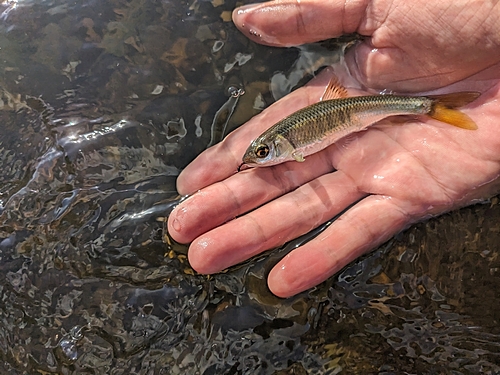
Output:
[248, 29, 262, 38]
[198, 239, 210, 249]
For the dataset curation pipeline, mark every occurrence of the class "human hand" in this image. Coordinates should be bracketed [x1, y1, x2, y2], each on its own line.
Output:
[167, 0, 500, 297]
[230, 0, 500, 92]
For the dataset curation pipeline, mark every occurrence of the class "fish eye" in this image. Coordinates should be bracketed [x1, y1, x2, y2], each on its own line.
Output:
[255, 145, 270, 158]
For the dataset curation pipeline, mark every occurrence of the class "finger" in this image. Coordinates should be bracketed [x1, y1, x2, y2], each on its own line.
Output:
[232, 0, 369, 47]
[168, 150, 334, 244]
[176, 70, 334, 195]
[187, 170, 366, 274]
[267, 194, 411, 298]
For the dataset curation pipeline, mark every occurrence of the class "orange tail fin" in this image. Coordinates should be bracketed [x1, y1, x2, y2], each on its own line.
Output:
[427, 92, 480, 130]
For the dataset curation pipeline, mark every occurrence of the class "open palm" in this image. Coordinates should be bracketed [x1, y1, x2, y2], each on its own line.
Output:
[168, 0, 500, 297]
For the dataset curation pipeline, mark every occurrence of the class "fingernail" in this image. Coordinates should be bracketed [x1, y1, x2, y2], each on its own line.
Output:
[268, 261, 292, 298]
[171, 218, 181, 232]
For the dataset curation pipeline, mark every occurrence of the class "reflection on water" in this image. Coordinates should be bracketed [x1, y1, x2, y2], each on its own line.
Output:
[0, 0, 499, 374]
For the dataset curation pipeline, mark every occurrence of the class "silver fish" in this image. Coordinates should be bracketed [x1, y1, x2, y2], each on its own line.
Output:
[240, 77, 479, 169]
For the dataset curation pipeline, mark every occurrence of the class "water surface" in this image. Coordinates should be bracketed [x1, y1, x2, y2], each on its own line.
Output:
[0, 0, 499, 374]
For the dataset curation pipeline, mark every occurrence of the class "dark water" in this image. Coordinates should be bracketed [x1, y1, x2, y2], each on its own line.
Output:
[0, 1, 499, 374]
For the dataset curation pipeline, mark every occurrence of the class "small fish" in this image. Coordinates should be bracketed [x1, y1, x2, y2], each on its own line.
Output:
[239, 76, 480, 170]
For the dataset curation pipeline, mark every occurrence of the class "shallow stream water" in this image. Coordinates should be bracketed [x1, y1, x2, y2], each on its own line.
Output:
[0, 1, 499, 374]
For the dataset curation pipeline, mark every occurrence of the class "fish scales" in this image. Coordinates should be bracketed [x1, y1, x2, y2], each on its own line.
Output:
[270, 95, 432, 149]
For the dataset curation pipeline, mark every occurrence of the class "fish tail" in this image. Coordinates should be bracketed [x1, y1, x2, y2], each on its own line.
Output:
[427, 92, 480, 130]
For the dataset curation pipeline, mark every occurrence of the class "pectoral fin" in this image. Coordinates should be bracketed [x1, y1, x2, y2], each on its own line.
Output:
[292, 151, 305, 162]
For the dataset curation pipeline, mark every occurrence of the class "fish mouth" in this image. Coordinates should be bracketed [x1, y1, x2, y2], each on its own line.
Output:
[237, 162, 252, 172]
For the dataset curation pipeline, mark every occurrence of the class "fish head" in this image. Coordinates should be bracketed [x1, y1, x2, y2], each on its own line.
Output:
[241, 134, 295, 167]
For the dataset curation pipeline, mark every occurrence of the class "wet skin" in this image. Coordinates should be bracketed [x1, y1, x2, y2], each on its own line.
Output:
[168, 0, 500, 297]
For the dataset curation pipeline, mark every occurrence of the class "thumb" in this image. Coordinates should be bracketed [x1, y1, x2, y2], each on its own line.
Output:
[232, 0, 500, 92]
[232, 0, 369, 47]
[232, 0, 395, 90]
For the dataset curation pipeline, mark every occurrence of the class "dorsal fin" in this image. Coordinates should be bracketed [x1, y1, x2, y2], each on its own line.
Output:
[320, 75, 349, 101]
